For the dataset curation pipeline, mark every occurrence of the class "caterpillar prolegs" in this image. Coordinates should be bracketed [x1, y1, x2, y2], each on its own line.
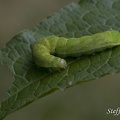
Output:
[32, 30, 120, 68]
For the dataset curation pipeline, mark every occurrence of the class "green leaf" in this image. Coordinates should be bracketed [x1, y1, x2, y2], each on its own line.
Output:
[1, 0, 120, 119]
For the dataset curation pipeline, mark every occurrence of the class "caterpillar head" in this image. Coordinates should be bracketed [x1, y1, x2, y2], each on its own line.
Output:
[58, 59, 67, 68]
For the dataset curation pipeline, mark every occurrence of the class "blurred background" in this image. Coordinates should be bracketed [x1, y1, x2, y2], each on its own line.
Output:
[0, 0, 120, 120]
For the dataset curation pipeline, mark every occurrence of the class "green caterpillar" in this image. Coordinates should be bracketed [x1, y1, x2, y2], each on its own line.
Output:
[32, 30, 120, 68]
